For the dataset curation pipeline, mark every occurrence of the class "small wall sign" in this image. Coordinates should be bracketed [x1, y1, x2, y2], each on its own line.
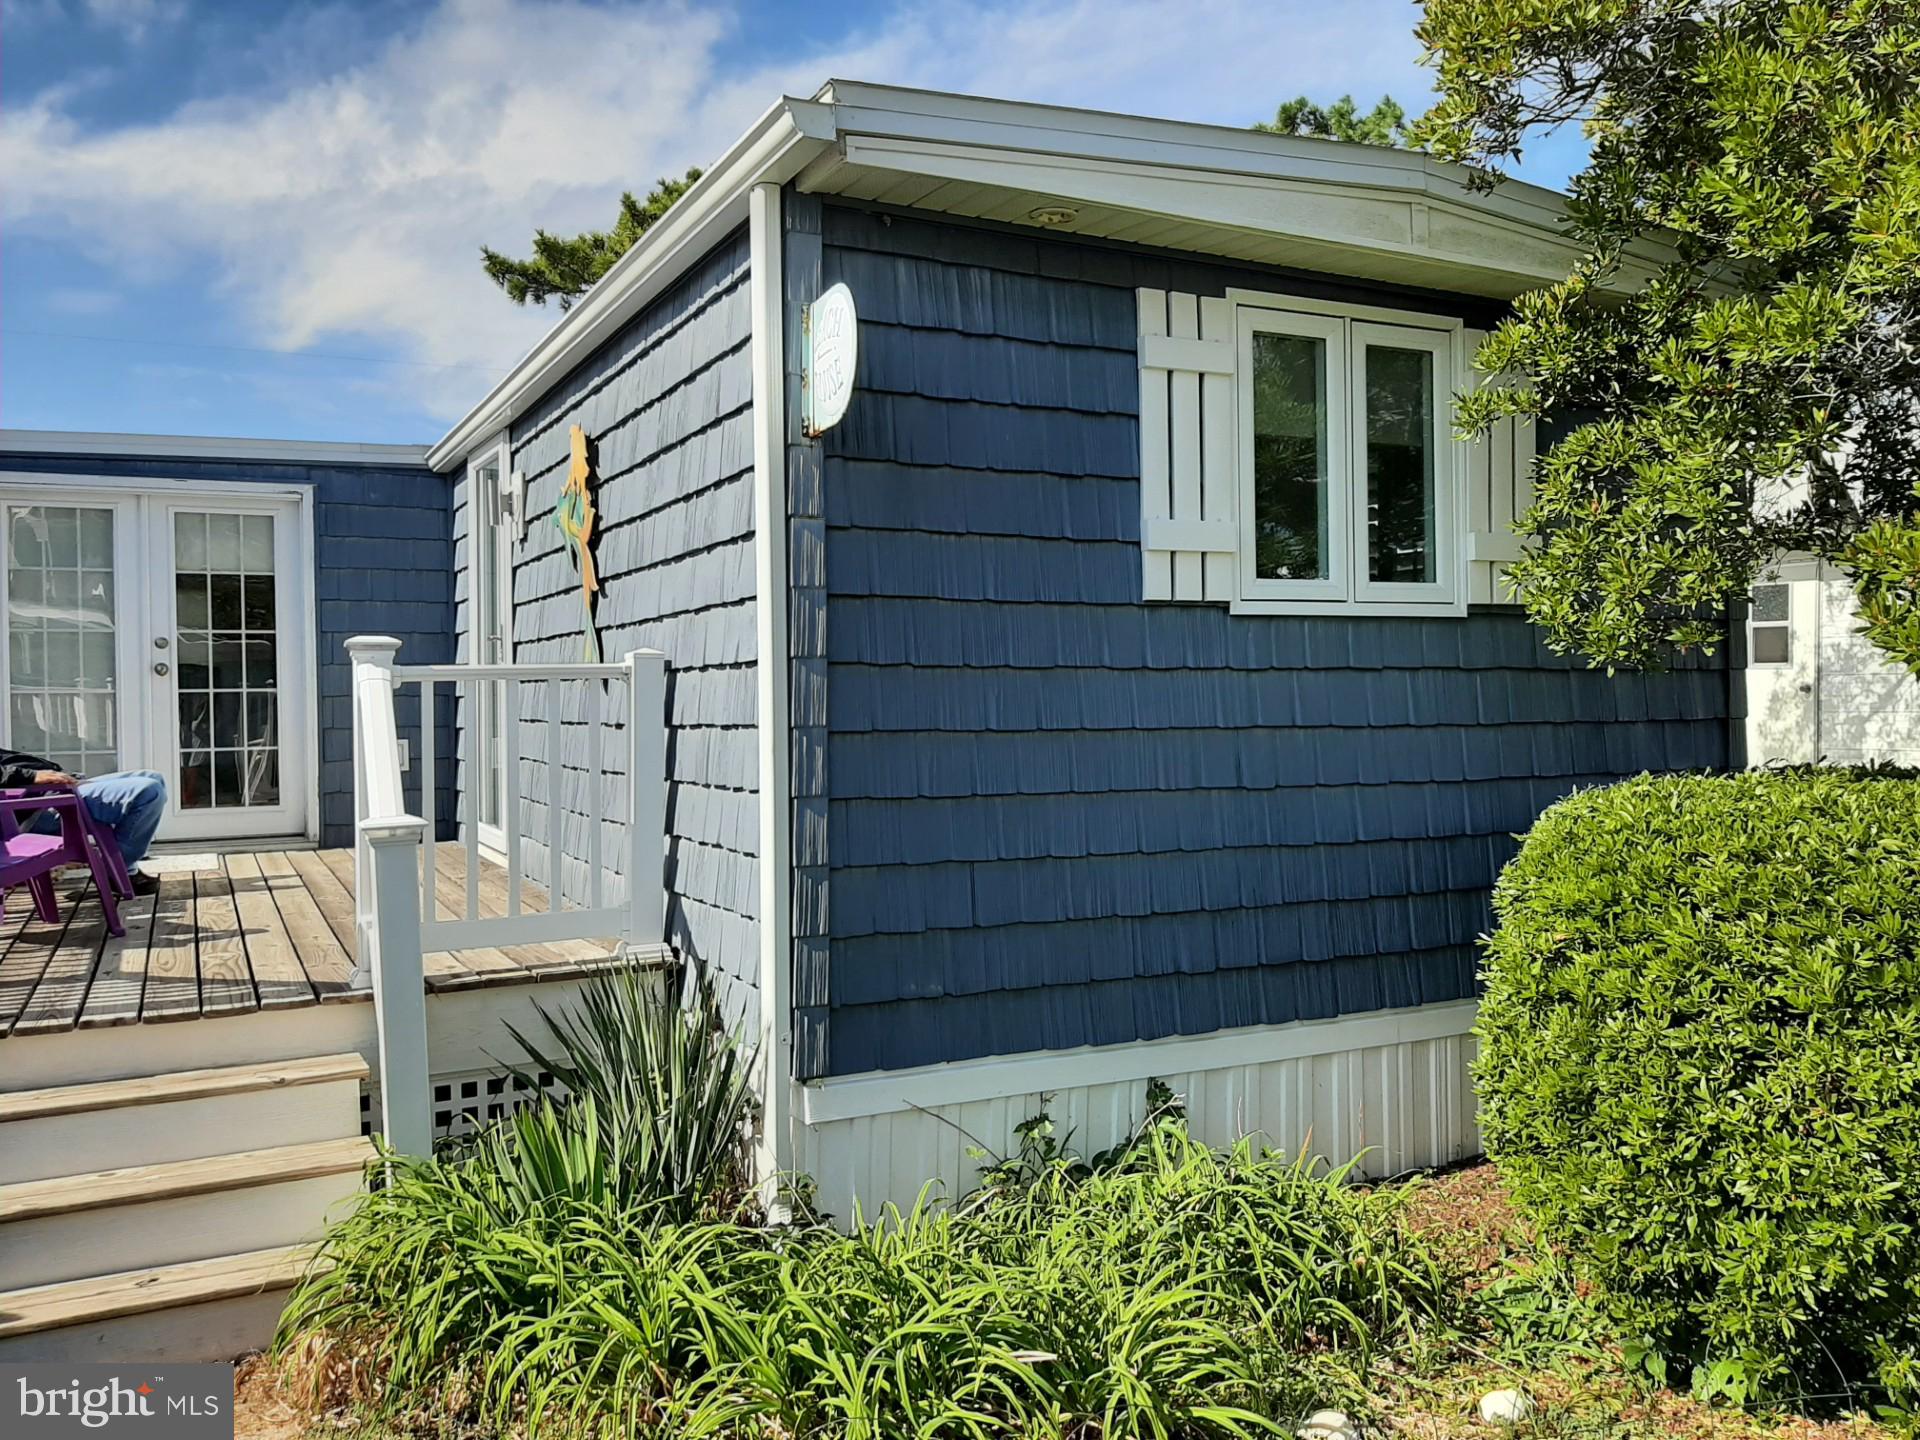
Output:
[803, 282, 857, 437]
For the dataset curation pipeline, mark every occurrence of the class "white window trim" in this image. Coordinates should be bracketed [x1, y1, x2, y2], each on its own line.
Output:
[1225, 289, 1468, 619]
[1235, 307, 1350, 606]
[1747, 581, 1794, 669]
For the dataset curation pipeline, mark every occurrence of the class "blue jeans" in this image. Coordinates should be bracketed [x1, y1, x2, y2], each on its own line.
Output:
[30, 770, 168, 867]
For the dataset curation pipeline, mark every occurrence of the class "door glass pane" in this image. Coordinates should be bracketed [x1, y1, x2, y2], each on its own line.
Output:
[175, 510, 280, 811]
[1364, 344, 1437, 584]
[1249, 331, 1330, 581]
[6, 505, 119, 777]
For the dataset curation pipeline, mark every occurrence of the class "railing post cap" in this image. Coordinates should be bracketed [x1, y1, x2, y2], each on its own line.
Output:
[346, 635, 404, 658]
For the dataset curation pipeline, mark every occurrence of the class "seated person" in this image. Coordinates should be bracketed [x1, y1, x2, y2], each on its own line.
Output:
[0, 749, 167, 896]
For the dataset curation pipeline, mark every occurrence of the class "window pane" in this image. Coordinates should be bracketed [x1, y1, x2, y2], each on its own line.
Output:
[1752, 625, 1790, 663]
[241, 515, 274, 573]
[175, 513, 208, 570]
[1751, 583, 1789, 623]
[1249, 331, 1330, 581]
[1365, 345, 1436, 584]
[207, 513, 243, 573]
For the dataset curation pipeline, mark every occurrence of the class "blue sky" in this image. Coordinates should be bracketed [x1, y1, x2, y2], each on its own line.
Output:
[1, 0, 1590, 447]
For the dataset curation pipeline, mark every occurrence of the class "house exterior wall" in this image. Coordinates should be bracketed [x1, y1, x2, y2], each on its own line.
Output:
[793, 200, 1733, 1083]
[0, 450, 452, 847]
[492, 228, 760, 1028]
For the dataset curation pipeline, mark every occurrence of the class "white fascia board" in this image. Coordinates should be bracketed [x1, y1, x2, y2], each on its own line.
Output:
[827, 133, 1653, 295]
[800, 999, 1481, 1124]
[0, 430, 431, 467]
[820, 80, 1443, 189]
[816, 81, 1674, 284]
[427, 98, 836, 473]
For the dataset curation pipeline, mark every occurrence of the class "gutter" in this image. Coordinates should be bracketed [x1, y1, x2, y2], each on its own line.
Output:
[426, 96, 836, 473]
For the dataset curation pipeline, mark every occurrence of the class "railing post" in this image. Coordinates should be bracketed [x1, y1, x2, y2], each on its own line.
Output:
[346, 634, 433, 1158]
[364, 816, 432, 1157]
[346, 636, 404, 987]
[624, 649, 668, 947]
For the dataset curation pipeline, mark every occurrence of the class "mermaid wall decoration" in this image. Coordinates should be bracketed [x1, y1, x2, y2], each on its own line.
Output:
[554, 423, 601, 661]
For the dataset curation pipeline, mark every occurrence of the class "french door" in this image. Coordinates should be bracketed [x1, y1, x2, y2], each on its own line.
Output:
[0, 490, 309, 844]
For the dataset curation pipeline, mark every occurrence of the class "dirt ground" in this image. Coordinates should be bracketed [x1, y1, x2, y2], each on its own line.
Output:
[234, 1357, 316, 1440]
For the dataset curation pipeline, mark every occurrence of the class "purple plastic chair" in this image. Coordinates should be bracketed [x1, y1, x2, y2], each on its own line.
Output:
[0, 786, 132, 938]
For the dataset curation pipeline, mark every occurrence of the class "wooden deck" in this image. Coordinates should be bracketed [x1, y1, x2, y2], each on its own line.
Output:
[0, 844, 629, 1038]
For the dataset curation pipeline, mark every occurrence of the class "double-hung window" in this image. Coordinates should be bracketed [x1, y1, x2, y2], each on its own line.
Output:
[1138, 288, 1492, 618]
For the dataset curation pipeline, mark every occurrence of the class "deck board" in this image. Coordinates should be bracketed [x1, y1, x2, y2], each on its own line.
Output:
[74, 888, 159, 1029]
[12, 896, 109, 1036]
[224, 854, 315, 1009]
[0, 846, 639, 1038]
[193, 870, 255, 1018]
[252, 851, 354, 997]
[141, 872, 202, 1023]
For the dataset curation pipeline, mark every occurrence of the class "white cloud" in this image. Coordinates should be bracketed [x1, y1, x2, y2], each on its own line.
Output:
[0, 0, 1435, 426]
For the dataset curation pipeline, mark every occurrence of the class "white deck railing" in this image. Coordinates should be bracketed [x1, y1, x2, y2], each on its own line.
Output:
[346, 635, 668, 1154]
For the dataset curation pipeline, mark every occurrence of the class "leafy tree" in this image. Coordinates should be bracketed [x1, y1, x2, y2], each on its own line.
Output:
[1256, 94, 1407, 145]
[482, 169, 702, 309]
[1413, 0, 1920, 671]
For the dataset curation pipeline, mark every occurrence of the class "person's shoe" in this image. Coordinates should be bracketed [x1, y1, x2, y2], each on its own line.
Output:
[66, 871, 161, 901]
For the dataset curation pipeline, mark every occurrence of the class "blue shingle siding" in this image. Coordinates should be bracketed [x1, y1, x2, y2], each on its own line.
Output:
[501, 227, 759, 1026]
[0, 451, 452, 848]
[800, 202, 1730, 1078]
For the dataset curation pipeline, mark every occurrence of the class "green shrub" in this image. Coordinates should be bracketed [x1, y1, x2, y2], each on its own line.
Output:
[282, 1086, 1457, 1436]
[500, 965, 758, 1219]
[1476, 768, 1920, 1409]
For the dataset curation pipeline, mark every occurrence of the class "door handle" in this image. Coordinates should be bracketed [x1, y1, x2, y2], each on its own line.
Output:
[153, 662, 170, 676]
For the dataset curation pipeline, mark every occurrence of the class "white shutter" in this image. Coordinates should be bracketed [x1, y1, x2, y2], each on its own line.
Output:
[1463, 326, 1536, 606]
[1138, 288, 1236, 603]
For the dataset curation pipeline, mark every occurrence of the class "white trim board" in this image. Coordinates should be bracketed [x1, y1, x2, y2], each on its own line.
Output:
[748, 181, 796, 1182]
[0, 431, 430, 468]
[799, 999, 1480, 1124]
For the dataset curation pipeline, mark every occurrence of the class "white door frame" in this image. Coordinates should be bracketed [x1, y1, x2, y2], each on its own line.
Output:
[0, 472, 319, 844]
[463, 433, 514, 855]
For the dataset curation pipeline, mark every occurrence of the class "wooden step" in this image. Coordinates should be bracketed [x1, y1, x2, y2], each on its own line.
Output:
[0, 1139, 373, 1291]
[0, 1053, 368, 1123]
[0, 1056, 368, 1184]
[0, 1246, 318, 1363]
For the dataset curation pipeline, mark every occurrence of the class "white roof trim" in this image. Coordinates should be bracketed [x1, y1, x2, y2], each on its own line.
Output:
[426, 97, 836, 471]
[429, 81, 1669, 474]
[0, 430, 431, 467]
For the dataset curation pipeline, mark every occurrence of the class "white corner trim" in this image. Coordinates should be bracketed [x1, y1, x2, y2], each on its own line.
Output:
[748, 181, 795, 1180]
[799, 999, 1481, 1125]
[427, 99, 835, 473]
[0, 430, 431, 467]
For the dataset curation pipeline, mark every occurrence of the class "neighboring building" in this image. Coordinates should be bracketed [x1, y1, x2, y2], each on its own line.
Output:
[1742, 561, 1920, 770]
[419, 83, 1730, 1214]
[0, 433, 452, 849]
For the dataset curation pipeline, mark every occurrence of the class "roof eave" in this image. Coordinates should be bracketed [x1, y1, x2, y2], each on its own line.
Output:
[425, 96, 836, 473]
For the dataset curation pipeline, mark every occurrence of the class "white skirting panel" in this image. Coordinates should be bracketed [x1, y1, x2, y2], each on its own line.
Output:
[791, 1002, 1481, 1221]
